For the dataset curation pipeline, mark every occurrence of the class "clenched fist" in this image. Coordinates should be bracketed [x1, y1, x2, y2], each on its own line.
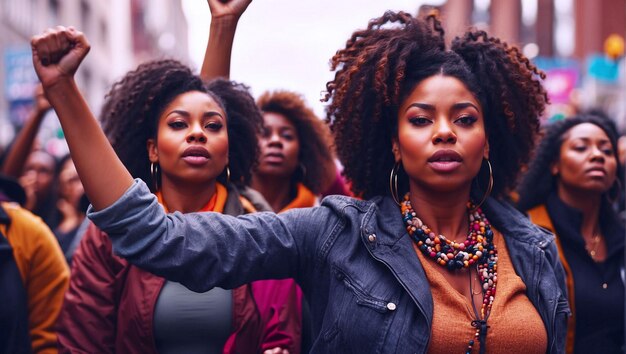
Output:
[31, 26, 90, 90]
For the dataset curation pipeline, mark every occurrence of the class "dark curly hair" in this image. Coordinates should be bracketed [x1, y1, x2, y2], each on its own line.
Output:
[257, 90, 336, 194]
[99, 59, 262, 192]
[517, 114, 623, 211]
[324, 11, 548, 200]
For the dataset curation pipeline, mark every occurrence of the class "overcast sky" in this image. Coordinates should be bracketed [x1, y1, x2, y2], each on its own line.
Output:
[182, 0, 445, 116]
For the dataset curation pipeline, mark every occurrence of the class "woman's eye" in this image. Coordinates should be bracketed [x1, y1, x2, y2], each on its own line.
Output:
[168, 121, 186, 129]
[281, 133, 295, 141]
[602, 148, 614, 156]
[455, 115, 477, 125]
[408, 117, 431, 126]
[206, 121, 223, 131]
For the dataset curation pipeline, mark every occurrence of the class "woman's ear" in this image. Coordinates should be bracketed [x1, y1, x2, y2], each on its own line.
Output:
[391, 138, 401, 162]
[146, 139, 158, 163]
[550, 162, 559, 176]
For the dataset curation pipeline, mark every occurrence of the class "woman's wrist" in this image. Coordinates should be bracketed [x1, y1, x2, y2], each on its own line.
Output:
[210, 15, 240, 31]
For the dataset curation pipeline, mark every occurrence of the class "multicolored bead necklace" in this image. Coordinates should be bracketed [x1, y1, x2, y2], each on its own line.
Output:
[400, 193, 498, 354]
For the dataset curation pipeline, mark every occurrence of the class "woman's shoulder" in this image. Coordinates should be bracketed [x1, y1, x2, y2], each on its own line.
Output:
[483, 197, 555, 247]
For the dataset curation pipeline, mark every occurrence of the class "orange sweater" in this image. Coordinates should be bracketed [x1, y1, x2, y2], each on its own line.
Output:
[0, 202, 69, 354]
[416, 229, 547, 354]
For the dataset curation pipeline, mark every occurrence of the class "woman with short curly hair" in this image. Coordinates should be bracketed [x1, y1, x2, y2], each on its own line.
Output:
[253, 90, 335, 211]
[517, 114, 624, 353]
[34, 10, 567, 353]
[55, 59, 296, 354]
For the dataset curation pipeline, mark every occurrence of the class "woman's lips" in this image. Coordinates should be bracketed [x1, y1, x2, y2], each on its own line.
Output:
[427, 149, 463, 173]
[585, 166, 607, 178]
[182, 155, 210, 166]
[181, 146, 210, 166]
[263, 153, 285, 164]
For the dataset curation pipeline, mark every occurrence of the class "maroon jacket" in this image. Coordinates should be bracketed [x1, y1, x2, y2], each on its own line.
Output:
[57, 187, 299, 354]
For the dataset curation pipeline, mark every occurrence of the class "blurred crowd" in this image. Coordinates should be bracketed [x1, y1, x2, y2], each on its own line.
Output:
[0, 0, 624, 353]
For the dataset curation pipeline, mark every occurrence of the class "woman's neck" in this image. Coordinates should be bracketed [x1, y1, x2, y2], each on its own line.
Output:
[251, 174, 293, 212]
[556, 183, 602, 236]
[159, 179, 217, 213]
[408, 184, 472, 243]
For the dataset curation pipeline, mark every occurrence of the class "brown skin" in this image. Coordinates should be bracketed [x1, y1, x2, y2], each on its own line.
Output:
[147, 91, 229, 213]
[56, 158, 85, 233]
[20, 150, 56, 211]
[32, 26, 135, 210]
[251, 112, 301, 212]
[392, 75, 489, 309]
[201, 0, 252, 80]
[1, 84, 51, 178]
[551, 123, 618, 261]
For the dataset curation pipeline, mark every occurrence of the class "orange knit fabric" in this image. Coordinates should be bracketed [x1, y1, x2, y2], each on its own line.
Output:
[415, 229, 547, 354]
[280, 184, 316, 212]
[0, 202, 70, 354]
[156, 183, 226, 213]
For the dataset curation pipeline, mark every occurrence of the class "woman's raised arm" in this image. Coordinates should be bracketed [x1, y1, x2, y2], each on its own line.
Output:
[200, 0, 252, 80]
[30, 27, 133, 210]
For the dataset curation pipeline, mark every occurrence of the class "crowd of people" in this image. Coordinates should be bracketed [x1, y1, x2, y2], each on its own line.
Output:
[0, 0, 624, 353]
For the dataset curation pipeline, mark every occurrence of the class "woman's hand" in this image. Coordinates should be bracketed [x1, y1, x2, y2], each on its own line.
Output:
[30, 26, 90, 90]
[207, 0, 252, 20]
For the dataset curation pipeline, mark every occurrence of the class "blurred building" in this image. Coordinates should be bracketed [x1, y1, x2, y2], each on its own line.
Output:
[0, 0, 189, 154]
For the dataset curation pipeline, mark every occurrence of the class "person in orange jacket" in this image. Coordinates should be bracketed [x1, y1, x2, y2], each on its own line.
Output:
[0, 180, 69, 353]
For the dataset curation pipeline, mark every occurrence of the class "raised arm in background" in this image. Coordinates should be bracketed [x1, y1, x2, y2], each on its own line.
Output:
[1, 85, 51, 177]
[200, 0, 252, 80]
[30, 27, 133, 211]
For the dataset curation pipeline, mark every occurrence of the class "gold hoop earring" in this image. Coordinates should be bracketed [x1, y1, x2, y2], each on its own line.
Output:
[472, 159, 493, 211]
[150, 162, 160, 191]
[225, 166, 231, 184]
[389, 161, 402, 206]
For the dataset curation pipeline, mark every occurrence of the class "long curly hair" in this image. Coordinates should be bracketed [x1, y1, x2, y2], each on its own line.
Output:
[517, 114, 623, 211]
[99, 59, 262, 192]
[257, 90, 336, 194]
[324, 11, 548, 200]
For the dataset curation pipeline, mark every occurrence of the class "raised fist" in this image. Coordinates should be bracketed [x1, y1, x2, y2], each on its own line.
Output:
[31, 26, 90, 90]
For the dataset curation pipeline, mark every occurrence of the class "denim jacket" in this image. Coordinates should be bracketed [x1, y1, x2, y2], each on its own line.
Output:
[90, 180, 569, 353]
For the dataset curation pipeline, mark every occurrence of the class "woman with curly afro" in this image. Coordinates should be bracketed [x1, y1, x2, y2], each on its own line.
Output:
[517, 114, 624, 354]
[33, 10, 567, 353]
[54, 59, 295, 354]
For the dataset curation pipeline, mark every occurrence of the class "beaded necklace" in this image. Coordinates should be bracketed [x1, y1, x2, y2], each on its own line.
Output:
[400, 193, 498, 354]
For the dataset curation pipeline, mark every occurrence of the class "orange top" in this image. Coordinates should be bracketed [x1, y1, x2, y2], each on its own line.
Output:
[416, 229, 547, 354]
[156, 183, 227, 213]
[280, 183, 317, 212]
[0, 202, 70, 354]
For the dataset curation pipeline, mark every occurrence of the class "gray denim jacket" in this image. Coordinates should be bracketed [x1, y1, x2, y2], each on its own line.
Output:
[90, 180, 569, 353]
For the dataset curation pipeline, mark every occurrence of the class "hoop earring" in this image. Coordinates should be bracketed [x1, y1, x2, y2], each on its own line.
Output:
[224, 165, 231, 184]
[298, 163, 307, 180]
[472, 159, 493, 211]
[389, 161, 402, 206]
[150, 162, 160, 191]
[607, 178, 623, 204]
